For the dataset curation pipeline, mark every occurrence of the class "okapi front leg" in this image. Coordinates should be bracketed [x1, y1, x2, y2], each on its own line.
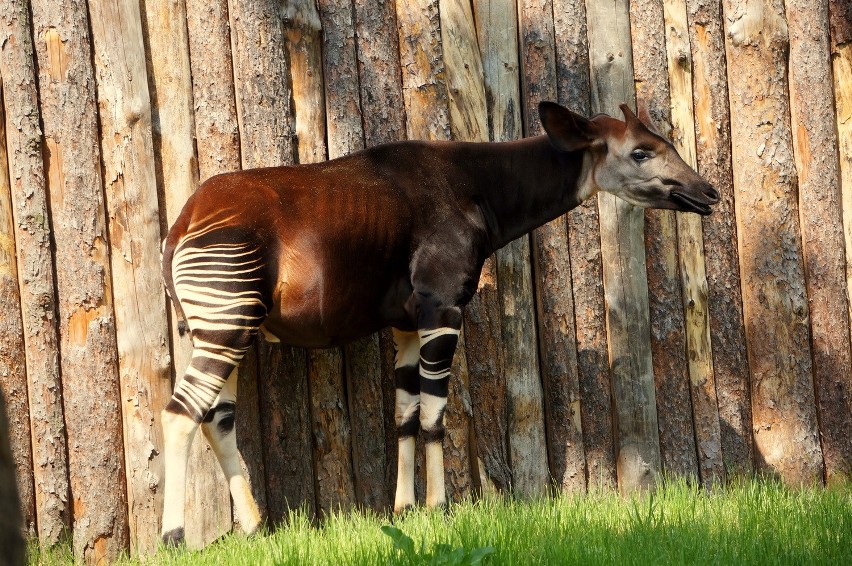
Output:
[417, 312, 461, 509]
[393, 329, 421, 513]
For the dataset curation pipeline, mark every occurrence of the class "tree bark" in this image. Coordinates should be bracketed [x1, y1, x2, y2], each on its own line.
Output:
[0, 79, 36, 536]
[685, 0, 753, 475]
[629, 0, 699, 481]
[515, 0, 560, 497]
[33, 0, 131, 558]
[469, 0, 517, 494]
[0, 0, 70, 546]
[554, 0, 617, 490]
[87, 0, 175, 553]
[787, 0, 852, 484]
[143, 0, 232, 548]
[663, 0, 724, 486]
[585, 0, 662, 493]
[721, 0, 824, 484]
[286, 0, 357, 517]
[352, 0, 406, 505]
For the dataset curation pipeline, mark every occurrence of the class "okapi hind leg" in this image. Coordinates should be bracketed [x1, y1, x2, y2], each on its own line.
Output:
[200, 369, 261, 535]
[392, 329, 421, 513]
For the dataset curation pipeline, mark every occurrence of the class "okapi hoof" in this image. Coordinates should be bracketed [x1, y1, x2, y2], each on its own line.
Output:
[393, 504, 414, 516]
[161, 527, 186, 547]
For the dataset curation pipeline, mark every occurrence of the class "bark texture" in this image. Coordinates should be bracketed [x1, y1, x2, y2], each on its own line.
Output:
[554, 0, 617, 490]
[630, 0, 699, 482]
[0, 0, 70, 545]
[787, 0, 852, 483]
[721, 0, 823, 484]
[514, 0, 557, 498]
[33, 0, 131, 558]
[685, 0, 753, 474]
[470, 0, 519, 493]
[586, 0, 662, 493]
[0, 80, 36, 535]
[663, 0, 724, 486]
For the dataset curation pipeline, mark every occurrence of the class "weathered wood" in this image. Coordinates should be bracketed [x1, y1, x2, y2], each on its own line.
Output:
[0, 0, 70, 545]
[353, 0, 407, 147]
[87, 0, 174, 553]
[586, 0, 662, 493]
[319, 0, 388, 512]
[352, 0, 406, 505]
[234, 348, 268, 523]
[721, 0, 823, 484]
[684, 0, 753, 474]
[0, 79, 35, 536]
[229, 0, 309, 519]
[287, 0, 356, 516]
[663, 0, 724, 486]
[553, 0, 617, 490]
[0, 388, 25, 566]
[629, 0, 699, 481]
[33, 0, 130, 558]
[470, 0, 518, 495]
[787, 0, 852, 484]
[144, 0, 231, 547]
[515, 0, 560, 497]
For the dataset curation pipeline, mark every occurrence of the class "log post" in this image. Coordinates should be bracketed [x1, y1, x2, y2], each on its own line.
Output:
[786, 0, 852, 484]
[229, 0, 313, 520]
[553, 0, 618, 490]
[585, 0, 662, 493]
[32, 0, 132, 557]
[469, 0, 517, 494]
[143, 0, 232, 547]
[0, 0, 70, 545]
[629, 0, 699, 481]
[286, 0, 357, 517]
[720, 0, 823, 484]
[662, 0, 724, 486]
[516, 0, 563, 497]
[684, 0, 753, 475]
[0, 79, 36, 536]
[395, 0, 472, 502]
[87, 0, 175, 553]
[352, 0, 407, 504]
[440, 0, 492, 501]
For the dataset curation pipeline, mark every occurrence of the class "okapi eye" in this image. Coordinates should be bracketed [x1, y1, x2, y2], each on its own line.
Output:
[630, 150, 649, 162]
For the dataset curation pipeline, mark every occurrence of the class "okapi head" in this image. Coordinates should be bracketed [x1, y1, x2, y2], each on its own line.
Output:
[539, 101, 719, 215]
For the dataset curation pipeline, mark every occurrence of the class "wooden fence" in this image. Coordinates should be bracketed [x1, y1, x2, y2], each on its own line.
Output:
[1, 0, 850, 561]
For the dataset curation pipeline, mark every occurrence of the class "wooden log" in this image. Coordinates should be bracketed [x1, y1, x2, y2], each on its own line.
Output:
[87, 0, 174, 552]
[830, 0, 852, 486]
[553, 0, 617, 490]
[32, 0, 131, 557]
[663, 0, 724, 486]
[0, 0, 70, 545]
[787, 0, 852, 484]
[469, 0, 517, 493]
[286, 0, 357, 516]
[720, 0, 823, 484]
[0, 387, 25, 566]
[229, 0, 310, 519]
[586, 0, 662, 493]
[684, 0, 753, 474]
[0, 79, 36, 536]
[352, 0, 406, 504]
[144, 0, 232, 548]
[629, 0, 699, 481]
[515, 0, 561, 497]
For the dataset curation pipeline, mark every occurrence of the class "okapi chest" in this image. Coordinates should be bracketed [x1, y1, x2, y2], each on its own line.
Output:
[158, 101, 719, 545]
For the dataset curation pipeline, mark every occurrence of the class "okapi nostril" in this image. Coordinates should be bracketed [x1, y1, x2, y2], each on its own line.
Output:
[704, 186, 720, 203]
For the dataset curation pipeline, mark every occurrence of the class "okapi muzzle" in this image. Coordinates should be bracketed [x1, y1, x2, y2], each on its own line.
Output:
[158, 100, 716, 544]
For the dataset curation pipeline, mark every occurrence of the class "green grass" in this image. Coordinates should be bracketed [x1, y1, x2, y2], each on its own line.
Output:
[30, 478, 852, 565]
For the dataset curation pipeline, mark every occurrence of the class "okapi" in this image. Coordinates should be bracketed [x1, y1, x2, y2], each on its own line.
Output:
[159, 101, 718, 544]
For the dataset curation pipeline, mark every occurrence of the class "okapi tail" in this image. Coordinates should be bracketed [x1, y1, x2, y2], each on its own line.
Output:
[161, 235, 190, 338]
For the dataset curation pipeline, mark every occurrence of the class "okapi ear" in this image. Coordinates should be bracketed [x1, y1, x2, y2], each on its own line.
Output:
[538, 101, 599, 152]
[620, 102, 658, 135]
